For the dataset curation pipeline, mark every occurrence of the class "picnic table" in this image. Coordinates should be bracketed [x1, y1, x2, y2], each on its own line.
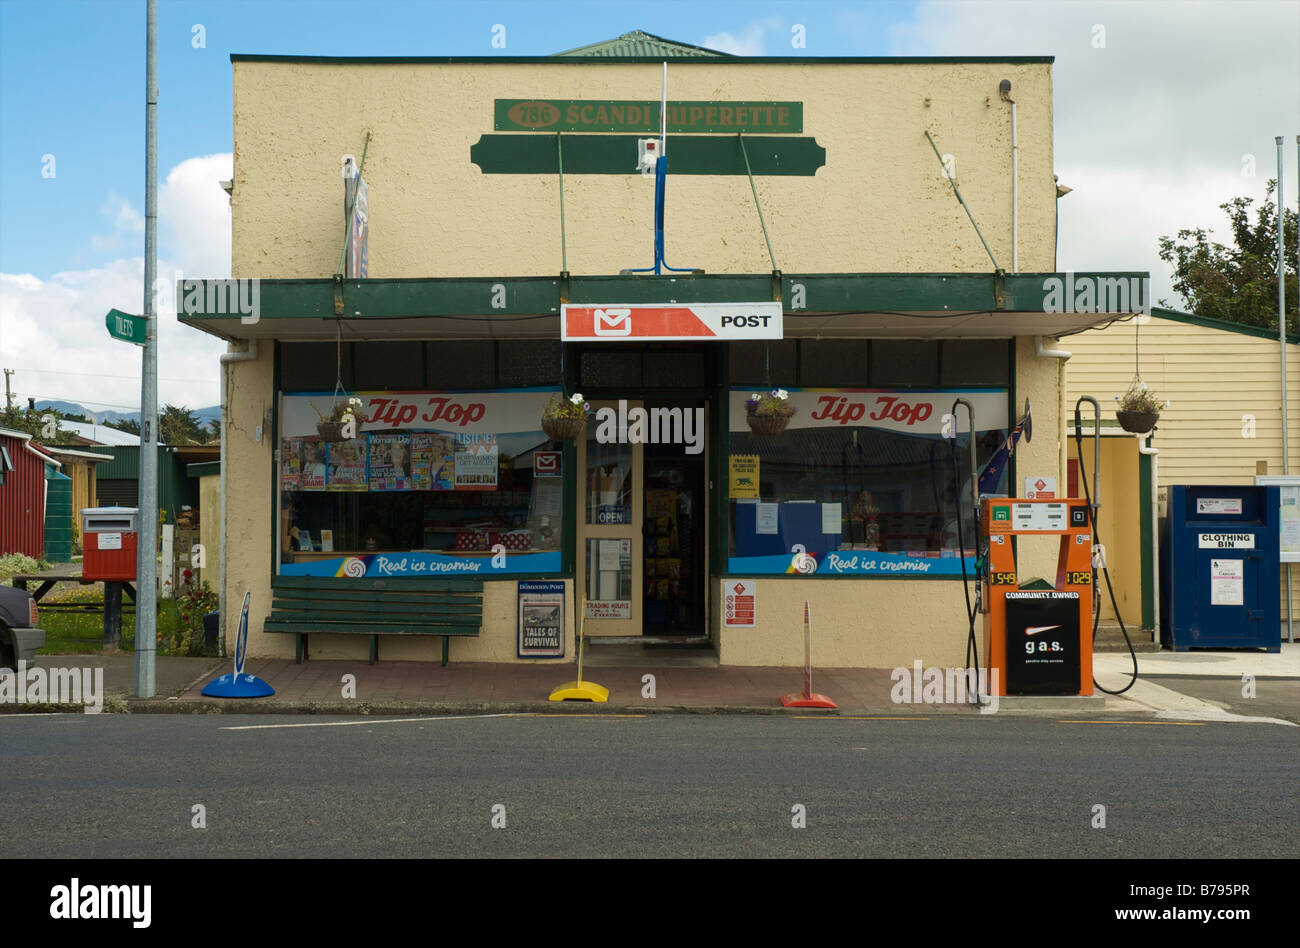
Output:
[11, 569, 136, 647]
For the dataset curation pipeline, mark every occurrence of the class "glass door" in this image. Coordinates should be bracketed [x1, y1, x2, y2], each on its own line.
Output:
[576, 400, 642, 636]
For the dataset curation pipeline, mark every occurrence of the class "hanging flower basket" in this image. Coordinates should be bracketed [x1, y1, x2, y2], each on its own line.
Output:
[745, 389, 796, 435]
[542, 414, 587, 440]
[541, 393, 591, 441]
[1116, 410, 1159, 434]
[747, 408, 795, 435]
[316, 421, 346, 442]
[1115, 381, 1164, 435]
[312, 395, 367, 442]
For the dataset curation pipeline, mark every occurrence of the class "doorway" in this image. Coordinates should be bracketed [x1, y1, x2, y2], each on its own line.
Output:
[643, 441, 706, 636]
[575, 397, 710, 640]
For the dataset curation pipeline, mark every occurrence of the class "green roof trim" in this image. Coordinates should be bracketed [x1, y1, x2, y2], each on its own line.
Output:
[177, 271, 1149, 324]
[229, 54, 1054, 66]
[187, 460, 221, 478]
[1147, 305, 1298, 345]
[552, 30, 730, 58]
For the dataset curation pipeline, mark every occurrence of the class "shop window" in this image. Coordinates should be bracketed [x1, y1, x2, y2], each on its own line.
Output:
[499, 340, 561, 388]
[870, 340, 940, 387]
[426, 341, 496, 389]
[281, 342, 354, 392]
[355, 342, 423, 390]
[277, 389, 564, 577]
[726, 387, 1008, 576]
[800, 339, 871, 386]
[729, 341, 796, 386]
[941, 340, 1010, 387]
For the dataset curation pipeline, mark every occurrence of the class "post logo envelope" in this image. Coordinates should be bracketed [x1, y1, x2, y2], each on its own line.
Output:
[593, 308, 632, 336]
[534, 451, 561, 476]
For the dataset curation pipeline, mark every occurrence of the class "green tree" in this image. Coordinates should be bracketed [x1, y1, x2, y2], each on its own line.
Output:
[1159, 179, 1298, 333]
[105, 417, 141, 436]
[158, 404, 205, 446]
[0, 405, 78, 445]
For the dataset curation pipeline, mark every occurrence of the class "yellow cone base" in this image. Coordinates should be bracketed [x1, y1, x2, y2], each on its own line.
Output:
[548, 681, 610, 702]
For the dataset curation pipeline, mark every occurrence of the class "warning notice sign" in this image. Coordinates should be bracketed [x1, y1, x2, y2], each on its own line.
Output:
[724, 579, 756, 628]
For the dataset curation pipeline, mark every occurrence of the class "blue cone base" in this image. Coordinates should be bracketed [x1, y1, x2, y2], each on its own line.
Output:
[201, 673, 276, 698]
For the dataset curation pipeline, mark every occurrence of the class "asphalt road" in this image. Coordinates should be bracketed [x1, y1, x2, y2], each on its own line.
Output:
[1, 712, 1296, 859]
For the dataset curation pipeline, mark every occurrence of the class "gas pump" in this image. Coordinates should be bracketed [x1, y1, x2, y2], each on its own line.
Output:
[982, 497, 1095, 696]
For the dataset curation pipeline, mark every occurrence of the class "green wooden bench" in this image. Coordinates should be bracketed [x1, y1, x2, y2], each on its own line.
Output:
[264, 576, 483, 666]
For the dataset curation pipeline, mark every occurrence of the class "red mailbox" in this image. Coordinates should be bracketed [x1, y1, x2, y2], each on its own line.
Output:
[81, 507, 139, 581]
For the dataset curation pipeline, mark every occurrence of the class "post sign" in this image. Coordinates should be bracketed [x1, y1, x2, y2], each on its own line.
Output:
[518, 580, 565, 658]
[105, 308, 146, 345]
[562, 303, 782, 341]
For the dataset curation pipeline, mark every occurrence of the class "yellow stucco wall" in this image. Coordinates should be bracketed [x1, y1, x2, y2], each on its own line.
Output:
[231, 60, 1055, 278]
[198, 473, 220, 589]
[716, 578, 972, 668]
[221, 56, 1071, 666]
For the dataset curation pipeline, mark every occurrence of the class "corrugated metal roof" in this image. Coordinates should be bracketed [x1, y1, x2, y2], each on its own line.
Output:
[552, 30, 731, 59]
[58, 420, 151, 446]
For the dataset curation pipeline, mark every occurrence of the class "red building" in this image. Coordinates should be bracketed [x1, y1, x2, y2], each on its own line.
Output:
[0, 427, 58, 558]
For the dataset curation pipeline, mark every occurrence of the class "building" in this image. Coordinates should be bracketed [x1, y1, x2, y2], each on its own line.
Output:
[1066, 306, 1300, 638]
[179, 32, 1150, 667]
[0, 427, 61, 559]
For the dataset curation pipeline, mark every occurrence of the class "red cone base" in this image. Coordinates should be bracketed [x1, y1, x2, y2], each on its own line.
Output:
[781, 692, 838, 709]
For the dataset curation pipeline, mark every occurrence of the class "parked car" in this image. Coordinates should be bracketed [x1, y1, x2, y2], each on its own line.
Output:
[0, 585, 44, 671]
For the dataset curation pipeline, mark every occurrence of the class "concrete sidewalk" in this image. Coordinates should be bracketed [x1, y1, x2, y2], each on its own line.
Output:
[5, 647, 1295, 722]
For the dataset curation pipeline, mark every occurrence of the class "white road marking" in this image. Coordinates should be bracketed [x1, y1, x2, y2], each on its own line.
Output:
[219, 713, 526, 731]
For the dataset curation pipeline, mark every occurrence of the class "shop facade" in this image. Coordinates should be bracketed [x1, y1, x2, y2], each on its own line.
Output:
[182, 36, 1146, 668]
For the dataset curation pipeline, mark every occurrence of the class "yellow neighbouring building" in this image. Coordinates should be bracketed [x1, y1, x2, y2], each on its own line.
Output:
[179, 30, 1154, 669]
[1066, 307, 1300, 641]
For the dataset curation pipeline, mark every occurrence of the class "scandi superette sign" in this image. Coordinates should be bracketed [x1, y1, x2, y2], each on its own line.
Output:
[728, 389, 1008, 435]
[562, 303, 783, 341]
[280, 390, 556, 438]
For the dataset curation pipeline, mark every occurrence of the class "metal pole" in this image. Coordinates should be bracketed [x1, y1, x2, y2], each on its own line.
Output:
[1293, 135, 1299, 642]
[135, 0, 158, 697]
[1279, 137, 1288, 475]
[1277, 137, 1293, 645]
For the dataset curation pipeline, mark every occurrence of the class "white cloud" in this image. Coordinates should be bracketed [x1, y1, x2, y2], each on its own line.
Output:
[704, 17, 784, 56]
[886, 0, 1300, 309]
[0, 155, 234, 415]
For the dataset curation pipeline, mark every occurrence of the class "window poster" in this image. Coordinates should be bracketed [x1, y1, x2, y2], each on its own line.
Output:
[299, 438, 327, 491]
[326, 438, 368, 491]
[411, 432, 455, 491]
[454, 433, 498, 490]
[280, 437, 301, 491]
[368, 432, 413, 491]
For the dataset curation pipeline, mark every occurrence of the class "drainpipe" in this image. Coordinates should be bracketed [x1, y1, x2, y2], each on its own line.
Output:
[218, 338, 258, 656]
[1035, 335, 1072, 483]
[1136, 432, 1159, 641]
[1000, 80, 1017, 272]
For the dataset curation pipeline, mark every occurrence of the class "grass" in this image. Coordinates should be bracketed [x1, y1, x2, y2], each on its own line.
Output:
[36, 586, 192, 656]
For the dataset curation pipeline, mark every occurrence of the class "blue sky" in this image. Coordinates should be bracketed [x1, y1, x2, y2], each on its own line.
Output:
[0, 0, 910, 278]
[0, 0, 1296, 412]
